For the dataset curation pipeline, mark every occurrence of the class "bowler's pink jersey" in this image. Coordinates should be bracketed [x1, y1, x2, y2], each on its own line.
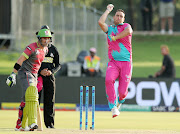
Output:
[106, 23, 132, 62]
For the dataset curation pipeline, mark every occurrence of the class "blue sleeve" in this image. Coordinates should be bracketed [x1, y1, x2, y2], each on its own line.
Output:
[105, 25, 110, 34]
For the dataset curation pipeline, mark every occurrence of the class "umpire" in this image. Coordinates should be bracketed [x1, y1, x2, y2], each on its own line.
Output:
[37, 25, 61, 128]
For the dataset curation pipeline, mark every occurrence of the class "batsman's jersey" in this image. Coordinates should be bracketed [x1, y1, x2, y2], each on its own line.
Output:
[21, 42, 48, 74]
[106, 23, 132, 62]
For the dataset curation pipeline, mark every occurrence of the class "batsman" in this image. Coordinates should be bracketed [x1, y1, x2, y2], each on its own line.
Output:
[6, 26, 52, 131]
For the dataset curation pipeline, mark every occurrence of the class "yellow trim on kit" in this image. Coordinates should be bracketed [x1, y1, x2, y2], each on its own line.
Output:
[42, 57, 53, 63]
[1, 102, 76, 109]
[22, 52, 29, 59]
[55, 103, 76, 108]
[1, 102, 20, 109]
[39, 103, 76, 109]
[36, 42, 39, 48]
[2, 102, 20, 107]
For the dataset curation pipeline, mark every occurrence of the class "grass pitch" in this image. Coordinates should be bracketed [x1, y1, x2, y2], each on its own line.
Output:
[0, 110, 180, 134]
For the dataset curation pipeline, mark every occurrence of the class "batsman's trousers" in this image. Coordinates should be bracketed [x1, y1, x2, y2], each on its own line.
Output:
[18, 70, 38, 101]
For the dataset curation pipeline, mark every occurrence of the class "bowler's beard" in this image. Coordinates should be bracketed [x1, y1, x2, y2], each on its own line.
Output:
[114, 20, 119, 25]
[114, 20, 123, 25]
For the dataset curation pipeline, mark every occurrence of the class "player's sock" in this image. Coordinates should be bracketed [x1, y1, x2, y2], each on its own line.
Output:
[15, 101, 25, 130]
[117, 98, 125, 110]
[108, 99, 117, 110]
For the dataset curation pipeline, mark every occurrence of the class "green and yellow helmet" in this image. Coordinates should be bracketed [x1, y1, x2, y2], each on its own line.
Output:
[37, 29, 52, 38]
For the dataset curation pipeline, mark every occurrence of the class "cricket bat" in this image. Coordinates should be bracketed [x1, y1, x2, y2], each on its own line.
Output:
[37, 104, 43, 131]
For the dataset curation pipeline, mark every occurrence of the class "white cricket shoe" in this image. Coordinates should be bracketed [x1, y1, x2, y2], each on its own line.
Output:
[111, 107, 120, 118]
[15, 125, 21, 131]
[29, 123, 38, 131]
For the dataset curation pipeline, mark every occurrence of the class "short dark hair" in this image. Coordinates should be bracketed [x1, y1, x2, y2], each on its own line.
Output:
[116, 9, 125, 17]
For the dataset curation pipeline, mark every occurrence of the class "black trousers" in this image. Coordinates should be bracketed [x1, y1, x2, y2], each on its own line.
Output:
[141, 10, 152, 31]
[38, 75, 55, 128]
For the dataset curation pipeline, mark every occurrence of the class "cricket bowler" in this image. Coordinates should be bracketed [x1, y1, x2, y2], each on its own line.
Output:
[98, 4, 133, 118]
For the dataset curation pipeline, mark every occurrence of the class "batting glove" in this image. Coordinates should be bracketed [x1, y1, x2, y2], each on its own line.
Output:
[6, 72, 16, 87]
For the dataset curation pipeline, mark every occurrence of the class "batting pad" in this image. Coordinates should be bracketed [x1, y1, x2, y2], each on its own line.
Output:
[25, 86, 38, 126]
[25, 86, 38, 102]
[27, 101, 38, 126]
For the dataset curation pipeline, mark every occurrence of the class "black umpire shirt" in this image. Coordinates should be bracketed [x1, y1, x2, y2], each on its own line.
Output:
[39, 44, 61, 76]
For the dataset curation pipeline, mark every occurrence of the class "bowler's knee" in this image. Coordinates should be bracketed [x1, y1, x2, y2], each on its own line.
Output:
[119, 91, 128, 100]
[105, 77, 115, 85]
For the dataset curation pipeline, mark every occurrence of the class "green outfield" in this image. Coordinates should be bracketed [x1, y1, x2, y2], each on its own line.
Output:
[0, 110, 180, 134]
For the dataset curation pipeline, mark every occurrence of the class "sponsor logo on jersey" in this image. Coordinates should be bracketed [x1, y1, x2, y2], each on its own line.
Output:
[125, 74, 131, 82]
[27, 47, 31, 51]
[108, 66, 112, 68]
[50, 53, 54, 57]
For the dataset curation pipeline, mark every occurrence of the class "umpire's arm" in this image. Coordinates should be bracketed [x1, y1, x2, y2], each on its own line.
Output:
[51, 47, 61, 74]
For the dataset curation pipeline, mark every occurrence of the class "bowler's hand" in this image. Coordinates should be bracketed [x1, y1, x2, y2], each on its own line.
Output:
[6, 72, 16, 87]
[107, 4, 114, 13]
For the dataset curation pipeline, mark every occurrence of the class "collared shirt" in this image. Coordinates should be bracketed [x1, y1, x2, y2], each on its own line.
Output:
[106, 23, 132, 61]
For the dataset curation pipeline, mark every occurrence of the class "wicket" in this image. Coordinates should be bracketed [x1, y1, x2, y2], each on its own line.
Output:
[79, 85, 95, 130]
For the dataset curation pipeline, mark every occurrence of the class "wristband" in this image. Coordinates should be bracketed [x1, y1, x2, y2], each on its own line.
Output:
[112, 36, 116, 41]
[14, 63, 21, 71]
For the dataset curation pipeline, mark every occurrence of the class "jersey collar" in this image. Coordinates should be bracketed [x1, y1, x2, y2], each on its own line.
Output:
[113, 23, 124, 27]
[118, 23, 124, 25]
